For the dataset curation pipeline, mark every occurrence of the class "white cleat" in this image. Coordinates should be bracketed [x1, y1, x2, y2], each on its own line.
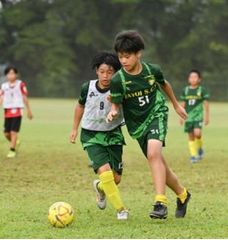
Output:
[93, 180, 106, 210]
[117, 209, 129, 220]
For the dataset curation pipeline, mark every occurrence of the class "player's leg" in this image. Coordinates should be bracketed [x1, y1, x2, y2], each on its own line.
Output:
[109, 145, 128, 219]
[7, 117, 22, 158]
[194, 125, 204, 160]
[187, 123, 198, 162]
[87, 145, 127, 219]
[4, 132, 11, 141]
[147, 139, 168, 219]
[4, 117, 11, 141]
[10, 131, 17, 149]
[161, 155, 191, 217]
[4, 117, 15, 158]
[113, 172, 121, 185]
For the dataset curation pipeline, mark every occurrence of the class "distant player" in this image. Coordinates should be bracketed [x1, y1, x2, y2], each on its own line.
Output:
[70, 52, 128, 220]
[107, 30, 191, 219]
[0, 65, 33, 158]
[180, 69, 210, 163]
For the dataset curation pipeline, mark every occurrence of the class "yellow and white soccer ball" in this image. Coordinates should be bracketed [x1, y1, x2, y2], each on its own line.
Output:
[48, 202, 74, 228]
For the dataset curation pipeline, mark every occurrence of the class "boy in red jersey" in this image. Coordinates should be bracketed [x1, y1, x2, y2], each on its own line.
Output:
[0, 65, 33, 158]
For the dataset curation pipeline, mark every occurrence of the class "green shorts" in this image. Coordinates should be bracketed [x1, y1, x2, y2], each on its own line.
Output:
[85, 144, 123, 175]
[137, 114, 168, 157]
[184, 121, 203, 133]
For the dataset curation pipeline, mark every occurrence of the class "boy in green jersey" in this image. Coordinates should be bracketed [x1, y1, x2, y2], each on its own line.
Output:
[70, 52, 128, 220]
[107, 30, 191, 219]
[180, 69, 210, 163]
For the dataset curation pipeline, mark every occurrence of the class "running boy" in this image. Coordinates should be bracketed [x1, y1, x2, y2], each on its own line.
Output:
[107, 30, 191, 219]
[70, 52, 128, 220]
[0, 65, 33, 158]
[180, 69, 210, 163]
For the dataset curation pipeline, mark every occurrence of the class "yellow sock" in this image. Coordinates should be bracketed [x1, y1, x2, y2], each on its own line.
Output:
[99, 171, 124, 211]
[177, 188, 187, 204]
[188, 141, 197, 157]
[195, 138, 203, 150]
[155, 194, 168, 205]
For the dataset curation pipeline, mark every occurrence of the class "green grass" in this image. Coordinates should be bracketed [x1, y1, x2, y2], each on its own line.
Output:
[0, 99, 227, 238]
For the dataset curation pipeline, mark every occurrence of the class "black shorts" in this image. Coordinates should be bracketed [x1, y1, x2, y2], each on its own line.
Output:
[4, 116, 22, 133]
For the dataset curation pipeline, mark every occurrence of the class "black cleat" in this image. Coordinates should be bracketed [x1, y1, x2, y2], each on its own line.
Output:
[149, 201, 168, 219]
[175, 191, 191, 218]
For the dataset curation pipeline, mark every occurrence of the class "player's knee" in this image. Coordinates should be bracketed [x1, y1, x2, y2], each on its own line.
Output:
[147, 151, 160, 162]
[195, 132, 202, 138]
[4, 132, 10, 138]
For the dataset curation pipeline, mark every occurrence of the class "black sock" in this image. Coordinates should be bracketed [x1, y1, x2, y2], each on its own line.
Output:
[10, 148, 15, 151]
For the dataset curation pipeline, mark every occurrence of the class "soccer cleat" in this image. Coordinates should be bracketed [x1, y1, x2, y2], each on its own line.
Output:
[117, 209, 129, 220]
[175, 191, 191, 218]
[7, 150, 16, 158]
[93, 180, 106, 210]
[190, 156, 198, 163]
[197, 148, 204, 160]
[149, 201, 168, 219]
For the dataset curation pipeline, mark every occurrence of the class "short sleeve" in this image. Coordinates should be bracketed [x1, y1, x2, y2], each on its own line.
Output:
[149, 64, 165, 85]
[202, 87, 210, 100]
[110, 72, 124, 104]
[20, 81, 28, 95]
[180, 87, 186, 100]
[78, 82, 89, 105]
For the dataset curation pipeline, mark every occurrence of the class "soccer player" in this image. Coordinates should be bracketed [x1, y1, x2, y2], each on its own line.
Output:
[0, 65, 33, 158]
[70, 52, 128, 220]
[180, 69, 210, 163]
[107, 30, 191, 219]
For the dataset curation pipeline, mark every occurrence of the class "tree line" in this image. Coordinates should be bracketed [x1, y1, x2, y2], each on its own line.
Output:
[0, 0, 228, 100]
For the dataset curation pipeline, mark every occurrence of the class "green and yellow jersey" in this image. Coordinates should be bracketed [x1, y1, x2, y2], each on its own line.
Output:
[110, 62, 168, 139]
[180, 85, 209, 122]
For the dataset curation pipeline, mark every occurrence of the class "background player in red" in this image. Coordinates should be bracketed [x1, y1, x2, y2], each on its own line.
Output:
[0, 65, 33, 158]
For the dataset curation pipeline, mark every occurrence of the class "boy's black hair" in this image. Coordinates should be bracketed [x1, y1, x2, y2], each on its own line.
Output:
[114, 30, 145, 53]
[189, 69, 201, 78]
[4, 65, 18, 75]
[91, 51, 121, 72]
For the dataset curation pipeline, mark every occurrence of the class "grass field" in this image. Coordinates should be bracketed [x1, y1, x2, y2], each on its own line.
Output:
[0, 99, 227, 239]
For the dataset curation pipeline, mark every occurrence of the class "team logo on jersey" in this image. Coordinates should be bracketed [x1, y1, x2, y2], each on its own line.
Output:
[197, 90, 201, 97]
[89, 91, 98, 98]
[144, 75, 155, 85]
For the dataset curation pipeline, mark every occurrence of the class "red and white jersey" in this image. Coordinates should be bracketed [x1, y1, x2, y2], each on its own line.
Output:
[0, 80, 28, 118]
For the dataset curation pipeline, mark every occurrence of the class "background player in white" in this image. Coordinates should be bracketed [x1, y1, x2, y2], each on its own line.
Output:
[0, 65, 33, 158]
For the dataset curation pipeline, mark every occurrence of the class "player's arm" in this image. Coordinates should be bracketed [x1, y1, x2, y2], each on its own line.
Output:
[204, 100, 209, 125]
[106, 103, 121, 122]
[21, 82, 33, 119]
[179, 101, 186, 125]
[23, 95, 33, 119]
[70, 103, 85, 143]
[70, 82, 88, 143]
[106, 74, 124, 123]
[160, 80, 187, 120]
[0, 89, 3, 105]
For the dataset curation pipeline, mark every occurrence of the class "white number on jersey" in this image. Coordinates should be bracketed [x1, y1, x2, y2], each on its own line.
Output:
[188, 99, 196, 106]
[150, 129, 159, 134]
[138, 95, 150, 107]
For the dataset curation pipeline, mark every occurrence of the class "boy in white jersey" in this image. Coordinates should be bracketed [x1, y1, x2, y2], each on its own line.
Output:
[70, 52, 128, 220]
[0, 66, 33, 158]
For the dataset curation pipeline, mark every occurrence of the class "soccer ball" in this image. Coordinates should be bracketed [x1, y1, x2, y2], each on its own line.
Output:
[48, 202, 74, 228]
